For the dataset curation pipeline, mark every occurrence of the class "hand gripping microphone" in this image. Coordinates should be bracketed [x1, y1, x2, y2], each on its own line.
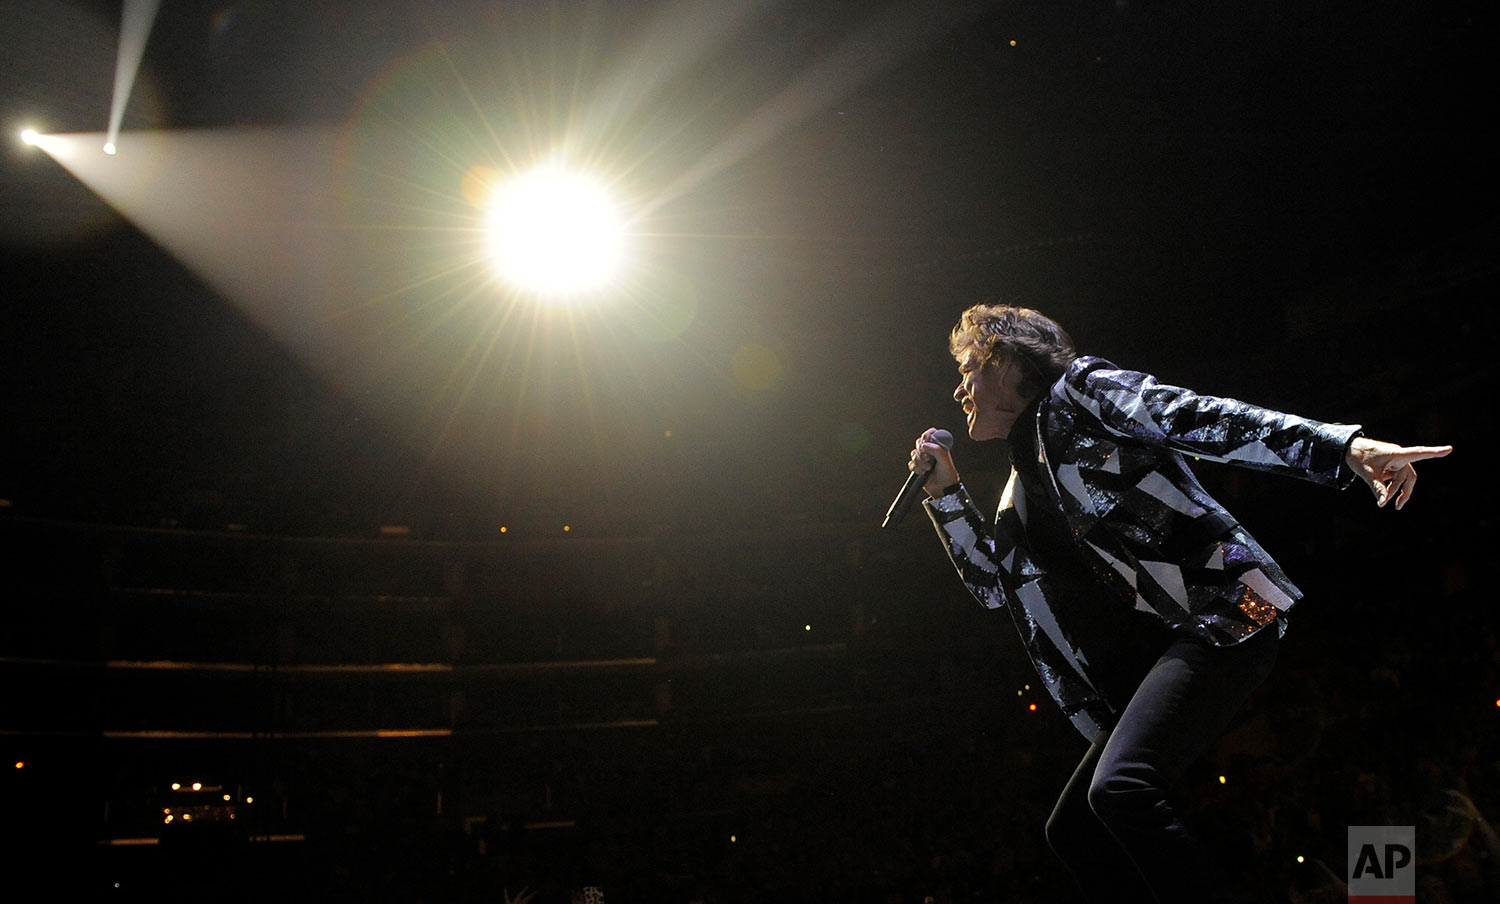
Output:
[881, 429, 953, 529]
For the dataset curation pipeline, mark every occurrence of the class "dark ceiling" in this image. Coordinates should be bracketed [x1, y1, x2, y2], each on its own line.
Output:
[1, 0, 1491, 538]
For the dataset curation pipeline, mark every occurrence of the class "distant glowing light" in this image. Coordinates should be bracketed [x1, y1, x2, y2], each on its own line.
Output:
[1218, 775, 1227, 784]
[486, 164, 624, 296]
[103, 141, 117, 155]
[191, 782, 202, 791]
[1028, 703, 1038, 711]
[804, 624, 811, 632]
[562, 525, 572, 533]
[13, 761, 22, 770]
[170, 783, 181, 791]
[1296, 855, 1305, 864]
[20, 128, 39, 146]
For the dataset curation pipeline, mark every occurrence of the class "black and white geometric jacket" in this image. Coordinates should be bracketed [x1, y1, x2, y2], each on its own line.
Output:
[924, 356, 1362, 739]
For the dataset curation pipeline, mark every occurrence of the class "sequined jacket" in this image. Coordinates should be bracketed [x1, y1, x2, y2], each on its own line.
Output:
[923, 356, 1361, 738]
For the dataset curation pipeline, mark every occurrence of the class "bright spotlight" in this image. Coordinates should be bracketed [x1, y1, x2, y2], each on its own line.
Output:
[103, 141, 117, 155]
[20, 128, 40, 146]
[486, 164, 624, 296]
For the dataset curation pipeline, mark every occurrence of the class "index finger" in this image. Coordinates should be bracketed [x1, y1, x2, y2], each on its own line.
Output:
[1395, 445, 1454, 464]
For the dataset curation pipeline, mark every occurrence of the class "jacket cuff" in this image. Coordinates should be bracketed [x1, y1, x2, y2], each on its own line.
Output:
[1335, 427, 1366, 490]
[924, 484, 969, 515]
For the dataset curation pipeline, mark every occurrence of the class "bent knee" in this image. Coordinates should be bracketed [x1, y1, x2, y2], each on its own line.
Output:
[1087, 767, 1167, 820]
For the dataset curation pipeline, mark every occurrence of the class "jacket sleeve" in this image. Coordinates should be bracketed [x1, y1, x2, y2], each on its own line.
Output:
[1059, 357, 1363, 488]
[922, 479, 1015, 611]
[923, 472, 1119, 738]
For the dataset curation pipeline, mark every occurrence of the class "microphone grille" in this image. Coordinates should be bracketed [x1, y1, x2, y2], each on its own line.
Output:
[931, 429, 954, 449]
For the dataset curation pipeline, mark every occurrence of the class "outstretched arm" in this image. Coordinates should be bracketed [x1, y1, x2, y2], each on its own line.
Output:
[1344, 437, 1453, 509]
[1062, 358, 1361, 487]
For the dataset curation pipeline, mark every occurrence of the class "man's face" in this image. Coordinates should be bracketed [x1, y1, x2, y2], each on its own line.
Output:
[954, 351, 1030, 441]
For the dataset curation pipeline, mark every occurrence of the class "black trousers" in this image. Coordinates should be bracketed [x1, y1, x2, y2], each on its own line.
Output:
[1043, 625, 1281, 903]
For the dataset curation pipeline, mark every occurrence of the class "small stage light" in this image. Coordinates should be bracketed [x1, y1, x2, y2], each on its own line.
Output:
[20, 128, 40, 146]
[103, 141, 117, 155]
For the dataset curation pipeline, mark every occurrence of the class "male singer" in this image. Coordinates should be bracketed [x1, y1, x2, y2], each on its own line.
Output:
[908, 303, 1451, 903]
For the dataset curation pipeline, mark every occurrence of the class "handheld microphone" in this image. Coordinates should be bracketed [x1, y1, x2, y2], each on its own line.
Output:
[881, 429, 953, 529]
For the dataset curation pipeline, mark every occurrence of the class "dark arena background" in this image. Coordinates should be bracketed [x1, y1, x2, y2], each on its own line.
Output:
[1, 1, 1493, 901]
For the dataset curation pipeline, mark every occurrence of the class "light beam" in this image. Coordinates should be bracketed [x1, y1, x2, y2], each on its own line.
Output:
[105, 0, 163, 155]
[23, 127, 343, 351]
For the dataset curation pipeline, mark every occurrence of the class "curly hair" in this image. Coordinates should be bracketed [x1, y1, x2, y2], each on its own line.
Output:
[949, 303, 1077, 398]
